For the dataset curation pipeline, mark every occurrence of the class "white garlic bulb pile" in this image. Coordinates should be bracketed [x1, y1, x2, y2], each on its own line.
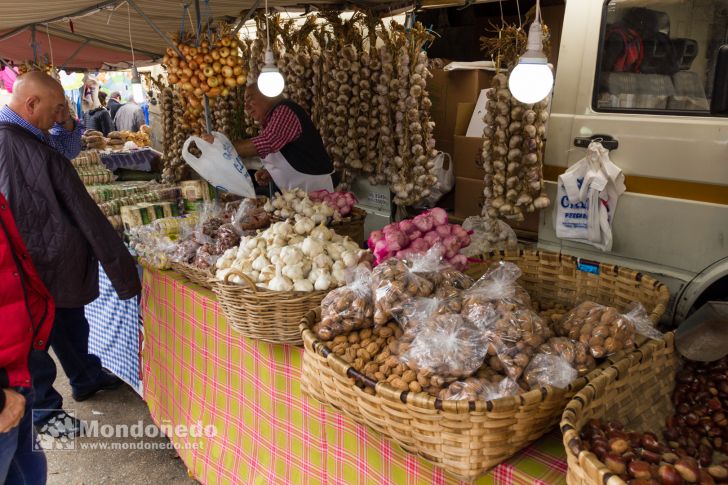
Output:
[263, 189, 337, 223]
[215, 220, 369, 292]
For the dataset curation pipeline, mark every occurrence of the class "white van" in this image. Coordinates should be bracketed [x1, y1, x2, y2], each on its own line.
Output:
[539, 0, 728, 324]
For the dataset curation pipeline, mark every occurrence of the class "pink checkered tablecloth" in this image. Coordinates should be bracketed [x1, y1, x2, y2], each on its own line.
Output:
[141, 269, 569, 484]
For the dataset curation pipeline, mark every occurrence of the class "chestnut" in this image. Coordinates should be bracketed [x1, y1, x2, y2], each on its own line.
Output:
[699, 470, 716, 485]
[674, 458, 700, 483]
[610, 437, 631, 454]
[640, 449, 661, 464]
[661, 452, 680, 464]
[658, 464, 685, 485]
[605, 453, 627, 475]
[629, 460, 653, 480]
[707, 465, 727, 482]
[642, 433, 664, 453]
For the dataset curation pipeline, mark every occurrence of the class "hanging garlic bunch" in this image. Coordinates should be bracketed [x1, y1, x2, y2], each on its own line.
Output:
[481, 72, 551, 221]
[386, 22, 437, 206]
[374, 35, 397, 187]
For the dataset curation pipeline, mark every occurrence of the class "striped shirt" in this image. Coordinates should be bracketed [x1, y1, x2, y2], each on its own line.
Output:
[251, 104, 303, 158]
[0, 105, 84, 160]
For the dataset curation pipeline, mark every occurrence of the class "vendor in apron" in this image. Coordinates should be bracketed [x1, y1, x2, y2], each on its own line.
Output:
[204, 83, 336, 192]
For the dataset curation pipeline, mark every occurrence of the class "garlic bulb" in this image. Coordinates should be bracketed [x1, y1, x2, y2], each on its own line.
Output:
[314, 271, 333, 291]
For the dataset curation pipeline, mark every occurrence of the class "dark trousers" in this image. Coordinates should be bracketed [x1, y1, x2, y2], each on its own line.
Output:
[28, 307, 104, 425]
[0, 387, 47, 484]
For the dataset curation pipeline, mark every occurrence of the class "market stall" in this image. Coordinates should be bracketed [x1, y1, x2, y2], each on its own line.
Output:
[2, 2, 702, 485]
[142, 268, 571, 485]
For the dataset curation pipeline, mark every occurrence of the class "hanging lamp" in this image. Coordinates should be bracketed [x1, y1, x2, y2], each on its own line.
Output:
[508, 0, 553, 104]
[257, 0, 285, 97]
[128, 3, 145, 103]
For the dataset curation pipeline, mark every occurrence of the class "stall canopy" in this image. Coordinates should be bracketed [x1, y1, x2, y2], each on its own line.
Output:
[0, 0, 430, 71]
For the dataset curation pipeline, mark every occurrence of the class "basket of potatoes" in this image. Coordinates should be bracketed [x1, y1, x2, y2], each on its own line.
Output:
[300, 248, 671, 481]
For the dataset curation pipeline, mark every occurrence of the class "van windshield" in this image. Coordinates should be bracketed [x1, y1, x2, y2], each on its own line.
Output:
[595, 0, 728, 114]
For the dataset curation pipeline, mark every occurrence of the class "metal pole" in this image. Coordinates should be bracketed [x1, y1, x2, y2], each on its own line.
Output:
[126, 0, 185, 58]
[31, 25, 38, 64]
[232, 0, 262, 36]
[193, 0, 202, 47]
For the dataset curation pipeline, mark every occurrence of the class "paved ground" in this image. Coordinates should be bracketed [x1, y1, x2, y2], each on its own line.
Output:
[44, 356, 198, 485]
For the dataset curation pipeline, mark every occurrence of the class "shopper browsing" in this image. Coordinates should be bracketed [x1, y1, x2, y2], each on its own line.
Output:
[107, 91, 124, 121]
[83, 91, 115, 136]
[114, 95, 146, 132]
[202, 83, 337, 192]
[0, 194, 54, 485]
[0, 71, 141, 438]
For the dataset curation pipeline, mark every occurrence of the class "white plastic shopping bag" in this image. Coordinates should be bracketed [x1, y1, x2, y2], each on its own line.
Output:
[182, 132, 256, 198]
[554, 141, 625, 251]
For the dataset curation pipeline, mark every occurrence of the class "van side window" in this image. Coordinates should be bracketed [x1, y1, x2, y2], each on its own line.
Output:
[595, 0, 728, 114]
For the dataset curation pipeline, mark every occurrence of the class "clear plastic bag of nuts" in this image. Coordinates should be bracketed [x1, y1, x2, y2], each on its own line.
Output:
[371, 258, 435, 325]
[399, 313, 491, 381]
[484, 307, 552, 381]
[439, 366, 522, 401]
[554, 301, 661, 359]
[395, 296, 463, 332]
[536, 336, 596, 377]
[521, 353, 578, 390]
[461, 262, 532, 326]
[317, 266, 374, 341]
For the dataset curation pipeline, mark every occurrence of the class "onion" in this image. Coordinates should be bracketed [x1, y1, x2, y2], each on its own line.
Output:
[207, 77, 219, 88]
[236, 74, 246, 86]
[219, 47, 230, 58]
[212, 62, 222, 74]
[168, 74, 179, 84]
[222, 66, 233, 78]
[203, 66, 214, 77]
[211, 50, 220, 61]
[224, 77, 237, 88]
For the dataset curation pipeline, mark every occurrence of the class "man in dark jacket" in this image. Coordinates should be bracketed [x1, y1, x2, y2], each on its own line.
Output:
[107, 91, 124, 121]
[0, 193, 54, 484]
[83, 91, 115, 136]
[0, 71, 141, 437]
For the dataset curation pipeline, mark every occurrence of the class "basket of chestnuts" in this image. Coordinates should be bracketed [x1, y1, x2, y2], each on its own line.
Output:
[561, 334, 728, 485]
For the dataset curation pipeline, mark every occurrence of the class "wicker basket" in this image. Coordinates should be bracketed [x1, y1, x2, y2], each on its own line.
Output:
[329, 207, 367, 246]
[213, 268, 327, 345]
[170, 262, 215, 290]
[560, 333, 678, 485]
[299, 248, 671, 481]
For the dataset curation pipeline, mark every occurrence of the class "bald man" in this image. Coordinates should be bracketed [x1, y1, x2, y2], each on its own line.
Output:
[0, 72, 141, 438]
[0, 71, 83, 160]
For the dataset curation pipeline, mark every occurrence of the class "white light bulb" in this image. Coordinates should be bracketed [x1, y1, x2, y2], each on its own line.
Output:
[258, 69, 285, 97]
[132, 82, 145, 103]
[508, 62, 554, 104]
[257, 46, 285, 98]
[508, 17, 554, 105]
[131, 66, 145, 103]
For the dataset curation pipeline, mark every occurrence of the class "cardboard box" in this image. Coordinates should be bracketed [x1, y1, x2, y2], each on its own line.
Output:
[454, 176, 485, 218]
[466, 88, 491, 137]
[451, 102, 486, 180]
[453, 136, 485, 180]
[429, 69, 493, 146]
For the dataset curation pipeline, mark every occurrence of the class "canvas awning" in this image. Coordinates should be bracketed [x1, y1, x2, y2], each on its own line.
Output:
[0, 0, 421, 71]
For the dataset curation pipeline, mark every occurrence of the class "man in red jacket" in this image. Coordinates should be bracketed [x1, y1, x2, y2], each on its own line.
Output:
[0, 194, 54, 484]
